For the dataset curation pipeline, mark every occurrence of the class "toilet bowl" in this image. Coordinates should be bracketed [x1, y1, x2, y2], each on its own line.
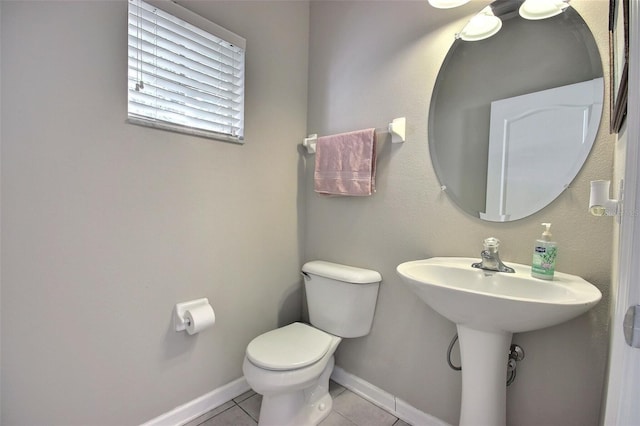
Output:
[243, 323, 341, 426]
[242, 261, 382, 426]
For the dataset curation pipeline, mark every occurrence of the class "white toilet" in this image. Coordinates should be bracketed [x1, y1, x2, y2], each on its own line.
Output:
[242, 260, 382, 426]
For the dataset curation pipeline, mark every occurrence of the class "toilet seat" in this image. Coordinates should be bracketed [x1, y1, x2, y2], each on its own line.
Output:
[246, 322, 333, 371]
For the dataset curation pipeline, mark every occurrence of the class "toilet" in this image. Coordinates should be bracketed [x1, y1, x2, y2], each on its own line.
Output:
[242, 260, 382, 426]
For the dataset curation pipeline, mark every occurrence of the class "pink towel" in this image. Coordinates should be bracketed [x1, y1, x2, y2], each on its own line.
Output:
[314, 128, 377, 196]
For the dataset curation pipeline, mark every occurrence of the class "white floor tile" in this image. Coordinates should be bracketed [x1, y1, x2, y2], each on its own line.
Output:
[190, 385, 407, 426]
[198, 405, 257, 426]
[331, 391, 398, 426]
[319, 410, 359, 426]
[237, 393, 262, 422]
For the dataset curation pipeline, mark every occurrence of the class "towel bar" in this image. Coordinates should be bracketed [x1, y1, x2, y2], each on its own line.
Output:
[302, 117, 406, 154]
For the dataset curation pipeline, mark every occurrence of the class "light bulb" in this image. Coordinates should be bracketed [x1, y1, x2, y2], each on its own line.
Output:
[428, 0, 470, 9]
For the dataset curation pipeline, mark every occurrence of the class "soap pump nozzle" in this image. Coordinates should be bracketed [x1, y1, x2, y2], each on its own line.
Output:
[540, 223, 552, 241]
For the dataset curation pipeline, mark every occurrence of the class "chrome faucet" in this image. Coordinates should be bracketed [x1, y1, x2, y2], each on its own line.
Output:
[471, 237, 515, 273]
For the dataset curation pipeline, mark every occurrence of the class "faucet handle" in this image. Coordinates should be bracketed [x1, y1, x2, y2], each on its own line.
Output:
[483, 237, 500, 250]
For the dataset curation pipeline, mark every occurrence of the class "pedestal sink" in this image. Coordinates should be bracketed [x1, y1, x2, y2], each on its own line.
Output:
[396, 257, 601, 426]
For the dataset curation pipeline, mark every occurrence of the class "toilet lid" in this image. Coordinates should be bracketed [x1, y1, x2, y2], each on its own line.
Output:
[246, 322, 333, 371]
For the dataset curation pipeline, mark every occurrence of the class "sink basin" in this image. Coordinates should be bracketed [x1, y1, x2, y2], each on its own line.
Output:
[397, 257, 601, 333]
[397, 257, 602, 426]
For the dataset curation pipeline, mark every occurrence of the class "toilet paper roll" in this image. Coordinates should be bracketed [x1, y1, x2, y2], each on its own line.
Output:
[185, 303, 216, 335]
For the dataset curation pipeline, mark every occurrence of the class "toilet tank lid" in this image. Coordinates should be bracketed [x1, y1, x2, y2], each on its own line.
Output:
[302, 261, 382, 284]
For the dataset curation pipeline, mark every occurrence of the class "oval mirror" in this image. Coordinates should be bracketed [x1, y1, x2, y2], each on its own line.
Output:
[429, 0, 603, 222]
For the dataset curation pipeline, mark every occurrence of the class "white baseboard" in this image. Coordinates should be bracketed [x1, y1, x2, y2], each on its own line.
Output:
[140, 377, 251, 426]
[330, 366, 451, 426]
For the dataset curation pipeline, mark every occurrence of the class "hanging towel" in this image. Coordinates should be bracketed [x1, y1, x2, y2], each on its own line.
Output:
[314, 128, 377, 196]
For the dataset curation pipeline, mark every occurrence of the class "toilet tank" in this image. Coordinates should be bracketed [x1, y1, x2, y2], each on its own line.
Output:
[302, 261, 381, 338]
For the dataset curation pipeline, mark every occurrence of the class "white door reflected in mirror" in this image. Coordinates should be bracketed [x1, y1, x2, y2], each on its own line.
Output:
[482, 78, 604, 221]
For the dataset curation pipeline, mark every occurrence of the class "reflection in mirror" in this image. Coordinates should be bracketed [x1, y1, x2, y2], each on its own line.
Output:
[429, 0, 603, 222]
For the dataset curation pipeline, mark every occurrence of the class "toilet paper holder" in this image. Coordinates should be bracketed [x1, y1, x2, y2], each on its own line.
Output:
[174, 298, 210, 332]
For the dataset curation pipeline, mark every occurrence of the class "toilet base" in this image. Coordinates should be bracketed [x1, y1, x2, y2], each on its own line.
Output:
[257, 356, 335, 426]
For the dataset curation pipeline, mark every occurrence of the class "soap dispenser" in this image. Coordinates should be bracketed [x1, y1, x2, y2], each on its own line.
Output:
[531, 223, 557, 280]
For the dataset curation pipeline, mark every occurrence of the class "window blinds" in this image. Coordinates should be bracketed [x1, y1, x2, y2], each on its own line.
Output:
[127, 0, 246, 142]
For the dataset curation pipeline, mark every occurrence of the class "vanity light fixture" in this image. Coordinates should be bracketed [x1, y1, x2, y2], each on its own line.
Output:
[456, 6, 502, 42]
[428, 0, 470, 9]
[519, 0, 569, 20]
[589, 180, 621, 217]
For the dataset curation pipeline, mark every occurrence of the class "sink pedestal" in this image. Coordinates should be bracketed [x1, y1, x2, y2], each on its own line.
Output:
[457, 325, 512, 426]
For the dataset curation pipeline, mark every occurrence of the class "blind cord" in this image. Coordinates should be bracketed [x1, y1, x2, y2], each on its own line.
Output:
[135, 0, 144, 91]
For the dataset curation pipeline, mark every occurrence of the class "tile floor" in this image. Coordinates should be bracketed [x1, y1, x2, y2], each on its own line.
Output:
[183, 380, 411, 426]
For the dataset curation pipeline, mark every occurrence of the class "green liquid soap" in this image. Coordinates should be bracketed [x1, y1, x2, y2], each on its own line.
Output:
[531, 223, 557, 280]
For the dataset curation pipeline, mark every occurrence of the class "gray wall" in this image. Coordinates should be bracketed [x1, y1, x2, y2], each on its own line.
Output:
[0, 1, 309, 424]
[305, 1, 614, 425]
[1, 0, 618, 425]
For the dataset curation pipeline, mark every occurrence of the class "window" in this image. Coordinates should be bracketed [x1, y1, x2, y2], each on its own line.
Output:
[127, 0, 246, 143]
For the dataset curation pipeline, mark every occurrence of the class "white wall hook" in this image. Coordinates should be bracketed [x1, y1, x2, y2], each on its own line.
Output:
[388, 117, 406, 143]
[303, 134, 317, 154]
